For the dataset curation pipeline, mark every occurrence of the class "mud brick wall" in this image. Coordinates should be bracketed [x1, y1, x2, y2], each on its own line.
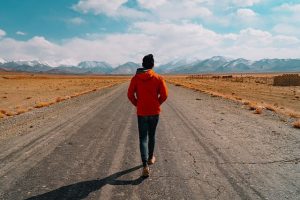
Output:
[273, 74, 300, 86]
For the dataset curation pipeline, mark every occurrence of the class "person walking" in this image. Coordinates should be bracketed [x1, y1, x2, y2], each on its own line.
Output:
[127, 54, 168, 177]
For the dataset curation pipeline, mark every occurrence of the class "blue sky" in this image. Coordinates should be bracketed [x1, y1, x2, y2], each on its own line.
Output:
[0, 0, 299, 66]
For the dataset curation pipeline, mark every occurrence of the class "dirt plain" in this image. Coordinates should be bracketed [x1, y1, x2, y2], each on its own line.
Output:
[0, 72, 129, 118]
[166, 74, 300, 121]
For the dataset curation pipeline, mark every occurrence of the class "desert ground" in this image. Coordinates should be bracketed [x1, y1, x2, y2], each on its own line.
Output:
[166, 74, 300, 124]
[0, 77, 299, 199]
[0, 72, 129, 118]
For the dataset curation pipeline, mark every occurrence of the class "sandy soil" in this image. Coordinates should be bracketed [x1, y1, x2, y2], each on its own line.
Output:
[0, 73, 128, 117]
[0, 83, 299, 199]
[166, 75, 300, 119]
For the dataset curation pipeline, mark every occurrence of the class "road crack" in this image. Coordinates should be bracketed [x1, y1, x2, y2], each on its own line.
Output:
[217, 157, 300, 165]
[185, 150, 201, 175]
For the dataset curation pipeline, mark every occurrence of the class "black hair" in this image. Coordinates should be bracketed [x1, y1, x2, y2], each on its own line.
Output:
[142, 54, 154, 69]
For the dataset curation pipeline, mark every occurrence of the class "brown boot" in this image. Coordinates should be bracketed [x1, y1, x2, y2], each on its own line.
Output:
[142, 166, 150, 177]
[148, 156, 156, 165]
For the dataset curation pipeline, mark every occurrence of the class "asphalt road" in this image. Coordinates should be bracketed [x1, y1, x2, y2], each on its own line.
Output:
[0, 83, 299, 200]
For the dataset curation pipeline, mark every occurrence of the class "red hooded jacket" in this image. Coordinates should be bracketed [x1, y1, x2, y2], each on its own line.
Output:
[127, 68, 168, 116]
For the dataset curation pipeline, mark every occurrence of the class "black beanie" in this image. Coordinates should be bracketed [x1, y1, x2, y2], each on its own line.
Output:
[142, 54, 154, 69]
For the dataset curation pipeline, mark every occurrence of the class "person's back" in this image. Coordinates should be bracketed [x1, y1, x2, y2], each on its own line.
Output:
[127, 54, 168, 177]
[128, 68, 167, 116]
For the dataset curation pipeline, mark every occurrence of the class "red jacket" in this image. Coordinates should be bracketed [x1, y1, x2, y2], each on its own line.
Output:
[127, 68, 168, 116]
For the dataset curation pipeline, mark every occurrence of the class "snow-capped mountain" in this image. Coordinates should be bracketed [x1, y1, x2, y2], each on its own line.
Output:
[77, 61, 113, 73]
[0, 58, 6, 63]
[111, 62, 140, 74]
[170, 56, 232, 74]
[13, 60, 50, 67]
[158, 56, 300, 74]
[156, 58, 200, 73]
[251, 59, 300, 72]
[78, 61, 111, 69]
[217, 58, 253, 72]
[0, 60, 52, 72]
[0, 57, 299, 74]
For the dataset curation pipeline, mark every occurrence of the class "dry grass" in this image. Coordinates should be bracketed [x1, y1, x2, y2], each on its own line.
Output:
[0, 72, 129, 118]
[70, 93, 79, 98]
[55, 96, 71, 103]
[293, 120, 300, 128]
[34, 102, 53, 108]
[16, 108, 28, 115]
[243, 101, 250, 105]
[0, 109, 7, 115]
[248, 103, 259, 111]
[288, 112, 300, 118]
[254, 107, 263, 114]
[166, 74, 300, 120]
[265, 104, 276, 111]
[55, 97, 64, 103]
[5, 111, 16, 116]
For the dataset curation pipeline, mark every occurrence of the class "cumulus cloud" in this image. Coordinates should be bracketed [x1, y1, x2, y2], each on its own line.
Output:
[16, 31, 26, 35]
[273, 3, 300, 22]
[271, 3, 300, 37]
[233, 8, 259, 25]
[73, 0, 146, 18]
[0, 23, 299, 66]
[236, 9, 257, 17]
[273, 23, 300, 37]
[0, 29, 6, 38]
[137, 0, 212, 20]
[196, 0, 262, 9]
[231, 0, 262, 7]
[73, 0, 126, 14]
[274, 3, 300, 13]
[73, 0, 213, 21]
[72, 0, 266, 23]
[0, 36, 61, 64]
[137, 0, 167, 9]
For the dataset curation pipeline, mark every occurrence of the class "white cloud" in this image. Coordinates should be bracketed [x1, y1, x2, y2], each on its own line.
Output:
[233, 28, 273, 47]
[0, 36, 61, 64]
[16, 31, 26, 36]
[72, 0, 266, 23]
[236, 9, 257, 17]
[271, 3, 300, 37]
[73, 0, 146, 18]
[231, 0, 262, 7]
[218, 8, 259, 28]
[137, 0, 167, 9]
[131, 22, 221, 62]
[0, 29, 6, 38]
[73, 0, 212, 20]
[273, 23, 300, 37]
[233, 8, 259, 25]
[0, 23, 299, 66]
[73, 0, 126, 14]
[274, 3, 300, 13]
[68, 17, 86, 25]
[195, 0, 262, 8]
[137, 0, 212, 20]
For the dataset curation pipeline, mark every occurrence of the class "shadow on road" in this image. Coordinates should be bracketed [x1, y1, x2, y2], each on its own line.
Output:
[26, 165, 145, 200]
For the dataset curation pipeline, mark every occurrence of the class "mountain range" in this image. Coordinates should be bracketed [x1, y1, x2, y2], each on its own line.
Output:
[169, 56, 300, 74]
[0, 56, 299, 74]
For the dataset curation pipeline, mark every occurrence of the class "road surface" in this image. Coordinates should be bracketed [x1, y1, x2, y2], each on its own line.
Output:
[0, 83, 299, 200]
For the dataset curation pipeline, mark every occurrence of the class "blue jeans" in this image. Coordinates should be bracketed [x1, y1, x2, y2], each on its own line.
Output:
[137, 115, 159, 167]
